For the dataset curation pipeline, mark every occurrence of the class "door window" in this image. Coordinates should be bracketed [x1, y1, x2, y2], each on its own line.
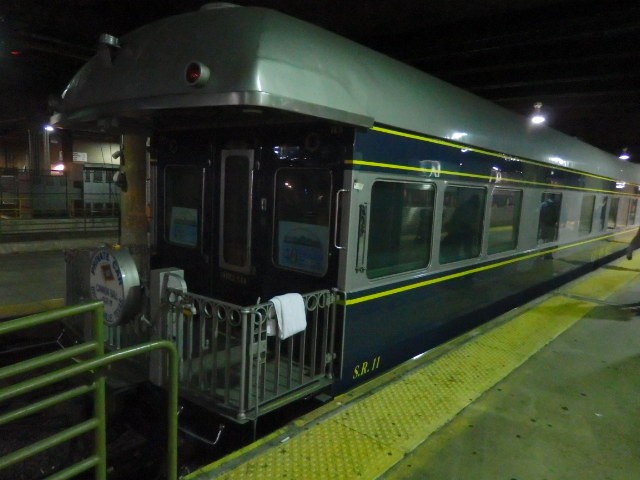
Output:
[220, 150, 254, 273]
[274, 168, 332, 276]
[165, 165, 203, 248]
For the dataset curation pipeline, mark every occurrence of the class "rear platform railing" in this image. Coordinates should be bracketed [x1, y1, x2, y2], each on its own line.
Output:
[162, 289, 337, 422]
[0, 301, 178, 480]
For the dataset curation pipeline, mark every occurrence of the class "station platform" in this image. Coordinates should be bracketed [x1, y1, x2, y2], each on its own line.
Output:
[0, 250, 66, 319]
[187, 255, 640, 480]
[2, 249, 639, 479]
[0, 237, 115, 319]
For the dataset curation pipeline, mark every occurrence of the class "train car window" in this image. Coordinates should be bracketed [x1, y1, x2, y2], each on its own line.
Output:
[488, 188, 522, 255]
[537, 192, 562, 243]
[629, 199, 638, 225]
[367, 181, 434, 278]
[439, 186, 486, 264]
[608, 197, 619, 229]
[618, 198, 631, 226]
[165, 165, 203, 248]
[599, 197, 608, 231]
[579, 195, 595, 235]
[220, 150, 254, 273]
[274, 168, 332, 276]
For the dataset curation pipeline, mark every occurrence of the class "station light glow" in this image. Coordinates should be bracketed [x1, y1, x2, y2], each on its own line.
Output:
[450, 131, 468, 141]
[530, 102, 546, 125]
[619, 148, 631, 160]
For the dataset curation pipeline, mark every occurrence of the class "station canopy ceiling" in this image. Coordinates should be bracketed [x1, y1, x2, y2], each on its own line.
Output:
[1, 0, 638, 161]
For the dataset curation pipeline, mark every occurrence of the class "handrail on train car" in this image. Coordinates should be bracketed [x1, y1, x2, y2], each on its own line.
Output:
[0, 301, 179, 480]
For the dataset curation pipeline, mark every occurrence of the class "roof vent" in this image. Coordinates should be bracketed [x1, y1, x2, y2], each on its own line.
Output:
[200, 3, 240, 10]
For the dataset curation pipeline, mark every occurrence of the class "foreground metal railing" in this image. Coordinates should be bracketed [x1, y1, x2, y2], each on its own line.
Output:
[0, 301, 178, 480]
[161, 289, 337, 422]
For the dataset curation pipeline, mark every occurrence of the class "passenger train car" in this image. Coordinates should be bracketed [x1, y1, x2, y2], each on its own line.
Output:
[55, 3, 640, 423]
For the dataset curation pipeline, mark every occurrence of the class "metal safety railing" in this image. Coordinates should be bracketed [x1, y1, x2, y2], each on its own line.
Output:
[0, 301, 179, 480]
[162, 289, 337, 422]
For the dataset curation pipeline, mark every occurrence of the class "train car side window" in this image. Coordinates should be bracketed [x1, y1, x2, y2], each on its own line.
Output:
[618, 197, 630, 226]
[608, 197, 619, 229]
[367, 181, 434, 279]
[274, 168, 332, 276]
[440, 186, 486, 264]
[629, 199, 638, 225]
[165, 165, 203, 248]
[537, 192, 562, 243]
[599, 197, 608, 231]
[579, 195, 595, 234]
[488, 188, 522, 255]
[220, 150, 254, 273]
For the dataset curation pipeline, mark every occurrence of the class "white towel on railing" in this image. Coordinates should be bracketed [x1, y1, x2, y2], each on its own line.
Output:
[267, 293, 307, 340]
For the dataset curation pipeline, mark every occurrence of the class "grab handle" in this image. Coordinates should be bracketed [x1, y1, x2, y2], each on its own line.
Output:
[333, 189, 350, 250]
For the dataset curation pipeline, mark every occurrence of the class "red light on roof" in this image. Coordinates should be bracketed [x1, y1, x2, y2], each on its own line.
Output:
[185, 62, 210, 87]
[186, 63, 201, 83]
[10, 50, 22, 56]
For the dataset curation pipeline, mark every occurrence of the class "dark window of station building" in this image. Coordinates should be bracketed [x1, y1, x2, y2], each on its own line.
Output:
[579, 195, 595, 235]
[440, 185, 486, 263]
[164, 165, 203, 248]
[367, 181, 435, 278]
[537, 192, 562, 243]
[274, 168, 332, 276]
[488, 188, 522, 255]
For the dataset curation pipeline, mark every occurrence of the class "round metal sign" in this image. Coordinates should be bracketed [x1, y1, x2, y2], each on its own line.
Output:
[89, 248, 141, 326]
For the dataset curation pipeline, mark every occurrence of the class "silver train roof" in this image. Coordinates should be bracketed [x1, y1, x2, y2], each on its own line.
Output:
[53, 3, 637, 181]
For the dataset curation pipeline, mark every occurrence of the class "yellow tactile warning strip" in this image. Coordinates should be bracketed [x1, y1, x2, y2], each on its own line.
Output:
[564, 264, 639, 301]
[187, 256, 640, 480]
[0, 298, 64, 319]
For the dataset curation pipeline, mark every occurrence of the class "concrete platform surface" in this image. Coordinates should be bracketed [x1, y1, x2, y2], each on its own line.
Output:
[382, 291, 640, 479]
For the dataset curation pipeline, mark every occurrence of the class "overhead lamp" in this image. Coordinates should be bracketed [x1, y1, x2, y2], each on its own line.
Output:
[619, 148, 631, 160]
[44, 125, 54, 132]
[450, 131, 468, 141]
[530, 102, 546, 125]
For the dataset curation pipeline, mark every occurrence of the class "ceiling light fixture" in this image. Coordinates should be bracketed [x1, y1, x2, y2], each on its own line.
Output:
[619, 148, 631, 160]
[530, 102, 546, 125]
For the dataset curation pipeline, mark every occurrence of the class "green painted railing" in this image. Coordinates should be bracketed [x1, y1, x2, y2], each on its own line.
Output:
[0, 301, 178, 480]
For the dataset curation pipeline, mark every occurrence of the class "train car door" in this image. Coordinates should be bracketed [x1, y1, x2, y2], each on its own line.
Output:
[214, 148, 260, 303]
[214, 126, 347, 305]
